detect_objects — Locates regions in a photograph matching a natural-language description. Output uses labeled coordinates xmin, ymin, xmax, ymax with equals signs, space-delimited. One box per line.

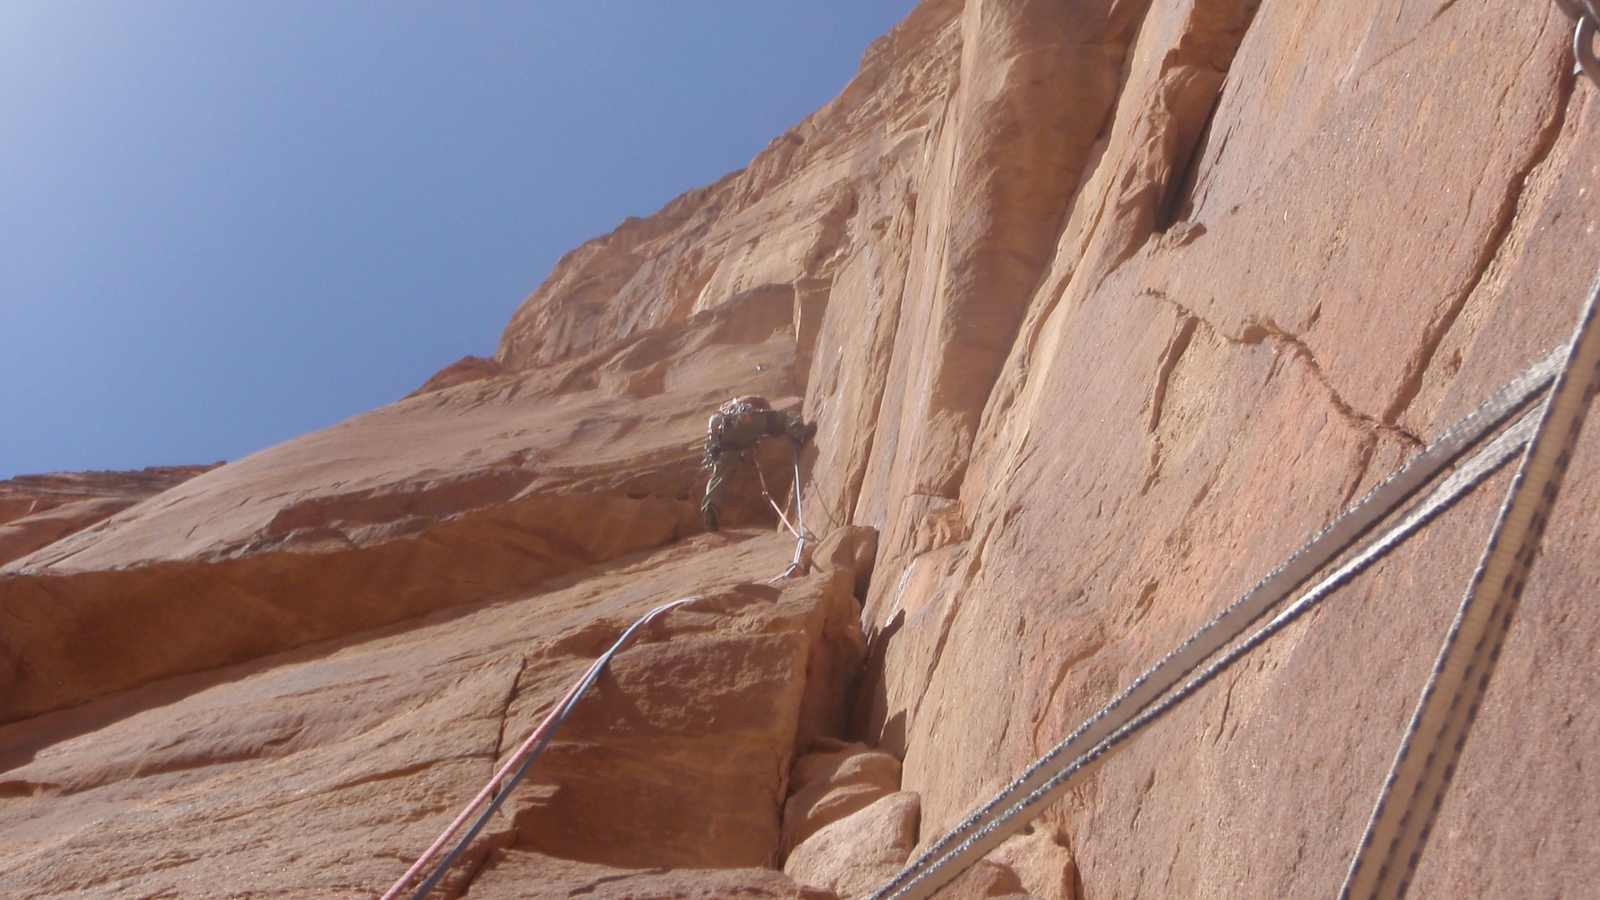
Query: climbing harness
xmin=381 ymin=596 xmax=698 ymax=900
xmin=870 ymin=12 xmax=1598 ymax=895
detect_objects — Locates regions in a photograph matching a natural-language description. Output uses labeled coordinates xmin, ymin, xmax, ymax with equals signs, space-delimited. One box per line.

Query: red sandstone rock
xmin=939 ymin=862 xmax=1032 ymax=900
xmin=466 ymin=853 xmax=838 ymax=899
xmin=987 ymin=827 xmax=1078 ymax=900
xmin=5 ymin=1 xmax=1599 ymax=897
xmin=0 ymin=296 xmax=805 ymax=723
xmin=784 ymin=790 xmax=920 ymax=899
xmin=846 ymin=2 xmax=1599 ymax=897
xmin=0 ymin=534 xmax=857 ymax=897
xmin=0 ymin=466 xmax=216 ymax=567
xmin=0 ymin=466 xmax=217 ymax=525
xmin=490 ymin=3 xmax=963 ymax=373
xmin=814 ymin=525 xmax=880 ymax=602
xmin=0 ymin=498 xmax=131 ymax=569
xmin=783 ymin=740 xmax=903 ymax=855
xmin=409 ymin=353 xmax=506 ymax=397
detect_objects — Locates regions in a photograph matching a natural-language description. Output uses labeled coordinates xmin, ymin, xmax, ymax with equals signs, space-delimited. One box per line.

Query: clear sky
xmin=0 ymin=2 xmax=916 ymax=479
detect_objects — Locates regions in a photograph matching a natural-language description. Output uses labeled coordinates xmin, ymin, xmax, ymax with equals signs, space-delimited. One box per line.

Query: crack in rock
xmin=1142 ymin=288 xmax=1424 ymax=449
xmin=1381 ymin=16 xmax=1573 ymax=428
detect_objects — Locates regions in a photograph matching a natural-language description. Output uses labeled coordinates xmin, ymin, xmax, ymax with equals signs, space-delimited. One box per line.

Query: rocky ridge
xmin=4 ymin=1 xmax=1600 ymax=898
xmin=0 ymin=466 xmax=218 ymax=568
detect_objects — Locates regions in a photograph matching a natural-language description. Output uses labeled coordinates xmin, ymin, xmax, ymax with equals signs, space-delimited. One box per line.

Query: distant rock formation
xmin=408 ymin=354 xmax=506 ymax=397
xmin=0 ymin=465 xmax=218 ymax=567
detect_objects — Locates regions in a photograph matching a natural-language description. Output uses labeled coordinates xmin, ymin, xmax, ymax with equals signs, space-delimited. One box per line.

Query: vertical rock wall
xmin=488 ymin=0 xmax=1600 ymax=894
xmin=848 ymin=1 xmax=1598 ymax=897
xmin=4 ymin=1 xmax=1597 ymax=897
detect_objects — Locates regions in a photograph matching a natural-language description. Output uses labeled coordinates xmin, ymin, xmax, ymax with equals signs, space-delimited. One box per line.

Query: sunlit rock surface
xmin=4 ymin=1 xmax=1599 ymax=897
xmin=0 ymin=466 xmax=216 ymax=567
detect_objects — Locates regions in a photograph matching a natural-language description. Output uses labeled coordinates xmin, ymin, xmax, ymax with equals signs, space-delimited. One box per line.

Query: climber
xmin=700 ymin=396 xmax=815 ymax=531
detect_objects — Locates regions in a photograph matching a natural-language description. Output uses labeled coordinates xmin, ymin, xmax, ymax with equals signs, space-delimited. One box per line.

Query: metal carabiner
xmin=1556 ymin=0 xmax=1600 ymax=81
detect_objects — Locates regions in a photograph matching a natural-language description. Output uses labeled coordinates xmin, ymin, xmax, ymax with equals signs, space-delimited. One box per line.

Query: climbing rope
xmin=864 ymin=339 xmax=1561 ymax=890
xmin=756 ymin=456 xmax=803 ymax=540
xmin=756 ymin=450 xmax=815 ymax=583
xmin=769 ymin=458 xmax=814 ymax=583
xmin=874 ymin=289 xmax=1597 ymax=899
xmin=866 ymin=343 xmax=1563 ymax=898
xmin=869 ymin=9 xmax=1598 ymax=896
xmin=1340 ymin=271 xmax=1600 ymax=899
xmin=381 ymin=596 xmax=698 ymax=900
xmin=1341 ymin=7 xmax=1600 ymax=895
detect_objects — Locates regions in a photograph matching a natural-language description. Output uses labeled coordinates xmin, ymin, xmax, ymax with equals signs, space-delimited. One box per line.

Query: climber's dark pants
xmin=701 ymin=455 xmax=735 ymax=530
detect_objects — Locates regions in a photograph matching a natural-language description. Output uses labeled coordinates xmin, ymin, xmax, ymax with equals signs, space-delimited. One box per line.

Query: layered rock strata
xmin=0 ymin=531 xmax=864 ymax=898
xmin=0 ymin=294 xmax=805 ymax=723
xmin=0 ymin=466 xmax=216 ymax=567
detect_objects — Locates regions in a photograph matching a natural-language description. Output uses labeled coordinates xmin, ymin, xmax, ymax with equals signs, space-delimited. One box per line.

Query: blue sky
xmin=0 ymin=2 xmax=916 ymax=478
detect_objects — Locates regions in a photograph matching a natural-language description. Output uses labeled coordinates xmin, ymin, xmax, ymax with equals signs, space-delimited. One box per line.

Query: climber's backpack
xmin=706 ymin=396 xmax=774 ymax=462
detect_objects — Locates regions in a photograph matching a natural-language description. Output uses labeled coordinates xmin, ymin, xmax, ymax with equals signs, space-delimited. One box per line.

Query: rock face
xmin=782 ymin=740 xmax=903 ymax=855
xmin=784 ymin=791 xmax=921 ymax=899
xmin=409 ymin=354 xmax=506 ymax=397
xmin=5 ymin=1 xmax=1600 ymax=898
xmin=0 ymin=466 xmax=216 ymax=567
xmin=0 ymin=295 xmax=804 ymax=722
xmin=0 ymin=534 xmax=861 ymax=898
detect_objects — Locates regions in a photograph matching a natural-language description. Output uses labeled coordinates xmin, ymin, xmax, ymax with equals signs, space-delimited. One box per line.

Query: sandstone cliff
xmin=0 ymin=466 xmax=218 ymax=568
xmin=4 ymin=1 xmax=1598 ymax=898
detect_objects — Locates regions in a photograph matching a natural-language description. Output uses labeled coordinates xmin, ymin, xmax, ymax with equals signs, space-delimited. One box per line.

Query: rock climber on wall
xmin=700 ymin=396 xmax=815 ymax=531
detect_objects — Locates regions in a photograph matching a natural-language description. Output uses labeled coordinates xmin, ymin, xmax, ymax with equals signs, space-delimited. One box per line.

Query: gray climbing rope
xmin=768 ymin=458 xmax=814 ymax=583
xmin=872 ymin=8 xmax=1599 ymax=892
xmin=756 ymin=456 xmax=803 ymax=540
xmin=868 ymin=345 xmax=1564 ymax=899
xmin=1340 ymin=271 xmax=1600 ymax=899
xmin=876 ymin=305 xmax=1598 ymax=899
xmin=1337 ymin=6 xmax=1600 ymax=895
xmin=877 ymin=400 xmax=1546 ymax=896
